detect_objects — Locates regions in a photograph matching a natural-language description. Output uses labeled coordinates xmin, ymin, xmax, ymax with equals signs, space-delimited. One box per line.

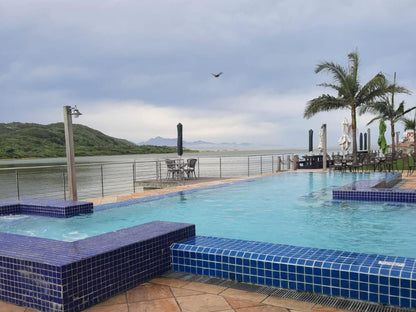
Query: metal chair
xmin=165 ymin=159 xmax=180 ymax=179
xmin=183 ymin=158 xmax=197 ymax=179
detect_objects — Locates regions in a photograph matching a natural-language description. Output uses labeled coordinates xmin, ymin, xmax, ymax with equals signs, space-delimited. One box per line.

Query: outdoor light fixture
xmin=70 ymin=105 xmax=82 ymax=118
xmin=63 ymin=105 xmax=82 ymax=201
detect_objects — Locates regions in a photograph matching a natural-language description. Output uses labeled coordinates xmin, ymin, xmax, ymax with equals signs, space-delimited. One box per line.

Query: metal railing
xmin=0 ymin=153 xmax=295 ymax=201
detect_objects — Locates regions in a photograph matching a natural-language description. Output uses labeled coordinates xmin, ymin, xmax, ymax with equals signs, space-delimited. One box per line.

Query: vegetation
xmin=359 ymin=73 xmax=412 ymax=155
xmin=304 ymin=51 xmax=395 ymax=163
xmin=0 ymin=122 xmax=192 ymax=159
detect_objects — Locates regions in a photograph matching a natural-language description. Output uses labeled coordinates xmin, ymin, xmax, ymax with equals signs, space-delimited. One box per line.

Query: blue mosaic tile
xmin=0 ymin=199 xmax=93 ymax=218
xmin=171 ymin=235 xmax=416 ymax=309
xmin=0 ymin=221 xmax=195 ymax=312
xmin=333 ymin=173 xmax=416 ymax=203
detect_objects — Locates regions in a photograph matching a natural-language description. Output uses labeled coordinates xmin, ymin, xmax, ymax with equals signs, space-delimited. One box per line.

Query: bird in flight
xmin=211 ymin=72 xmax=223 ymax=78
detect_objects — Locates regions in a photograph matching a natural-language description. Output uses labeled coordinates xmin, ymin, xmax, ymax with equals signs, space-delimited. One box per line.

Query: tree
xmin=359 ymin=73 xmax=411 ymax=155
xmin=304 ymin=51 xmax=392 ymax=163
xmin=401 ymin=113 xmax=416 ymax=155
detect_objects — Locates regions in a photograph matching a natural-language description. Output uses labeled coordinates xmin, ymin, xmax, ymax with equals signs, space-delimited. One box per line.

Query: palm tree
xmin=401 ymin=113 xmax=416 ymax=155
xmin=304 ymin=51 xmax=392 ymax=163
xmin=359 ymin=73 xmax=412 ymax=155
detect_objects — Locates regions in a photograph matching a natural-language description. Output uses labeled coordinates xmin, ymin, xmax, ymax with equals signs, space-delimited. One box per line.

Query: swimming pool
xmin=1 ymin=172 xmax=415 ymax=258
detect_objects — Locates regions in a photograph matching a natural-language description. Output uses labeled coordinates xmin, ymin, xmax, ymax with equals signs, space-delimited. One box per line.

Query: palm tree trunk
xmin=391 ymin=120 xmax=396 ymax=155
xmin=351 ymin=106 xmax=358 ymax=164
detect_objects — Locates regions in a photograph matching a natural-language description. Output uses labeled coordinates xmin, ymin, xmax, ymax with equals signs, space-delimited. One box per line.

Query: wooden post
xmin=63 ymin=106 xmax=78 ymax=201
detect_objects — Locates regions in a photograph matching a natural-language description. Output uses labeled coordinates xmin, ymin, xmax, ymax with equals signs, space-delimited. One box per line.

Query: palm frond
xmin=347 ymin=51 xmax=359 ymax=84
xmin=356 ymin=73 xmax=388 ymax=105
xmin=366 ymin=115 xmax=382 ymax=126
xmin=304 ymin=95 xmax=348 ymax=119
xmin=315 ymin=62 xmax=349 ymax=89
xmin=400 ymin=117 xmax=416 ymax=131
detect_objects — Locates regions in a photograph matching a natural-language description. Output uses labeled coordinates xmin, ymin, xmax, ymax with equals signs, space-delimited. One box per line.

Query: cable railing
xmin=0 ymin=153 xmax=295 ymax=201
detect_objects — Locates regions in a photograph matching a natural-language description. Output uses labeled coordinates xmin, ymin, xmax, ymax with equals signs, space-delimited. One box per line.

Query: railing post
xmin=294 ymin=155 xmax=299 ymax=170
xmin=15 ymin=169 xmax=20 ymax=200
xmin=260 ymin=156 xmax=263 ymax=175
xmin=63 ymin=169 xmax=67 ymax=200
xmin=272 ymin=156 xmax=275 ymax=173
xmin=133 ymin=161 xmax=136 ymax=193
xmin=197 ymin=157 xmax=200 ymax=178
xmin=287 ymin=155 xmax=291 ymax=170
xmin=101 ymin=164 xmax=104 ymax=197
xmin=219 ymin=157 xmax=222 ymax=178
xmin=277 ymin=156 xmax=281 ymax=172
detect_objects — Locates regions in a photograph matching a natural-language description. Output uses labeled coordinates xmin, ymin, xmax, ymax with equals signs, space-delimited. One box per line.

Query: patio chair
xmin=408 ymin=153 xmax=416 ymax=176
xmin=183 ymin=158 xmax=197 ymax=179
xmin=165 ymin=159 xmax=180 ymax=179
xmin=331 ymin=155 xmax=344 ymax=171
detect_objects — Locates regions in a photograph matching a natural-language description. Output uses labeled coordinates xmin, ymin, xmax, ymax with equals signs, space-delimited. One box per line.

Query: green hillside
xmin=0 ymin=122 xmax=186 ymax=159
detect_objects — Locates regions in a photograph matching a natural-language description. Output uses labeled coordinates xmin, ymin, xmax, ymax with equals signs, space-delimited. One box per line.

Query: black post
xmin=364 ymin=133 xmax=367 ymax=151
xmin=177 ymin=123 xmax=183 ymax=156
xmin=308 ymin=129 xmax=313 ymax=152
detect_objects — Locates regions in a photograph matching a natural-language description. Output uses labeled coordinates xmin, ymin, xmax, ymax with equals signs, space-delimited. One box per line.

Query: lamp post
xmin=63 ymin=105 xmax=82 ymax=201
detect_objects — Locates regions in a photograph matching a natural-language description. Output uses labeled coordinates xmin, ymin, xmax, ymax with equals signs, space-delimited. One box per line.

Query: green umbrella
xmin=378 ymin=119 xmax=388 ymax=154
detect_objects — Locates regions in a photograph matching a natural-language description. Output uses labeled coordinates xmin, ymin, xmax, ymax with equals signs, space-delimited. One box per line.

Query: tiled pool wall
xmin=333 ymin=172 xmax=416 ymax=202
xmin=171 ymin=236 xmax=416 ymax=308
xmin=0 ymin=199 xmax=93 ymax=217
xmin=0 ymin=221 xmax=195 ymax=312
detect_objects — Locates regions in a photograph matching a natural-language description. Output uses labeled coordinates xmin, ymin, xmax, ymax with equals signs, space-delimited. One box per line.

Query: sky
xmin=1 ymin=0 xmax=415 ymax=150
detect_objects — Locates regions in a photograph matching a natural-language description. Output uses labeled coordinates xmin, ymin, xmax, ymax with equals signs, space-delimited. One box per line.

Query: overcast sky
xmin=1 ymin=0 xmax=415 ymax=149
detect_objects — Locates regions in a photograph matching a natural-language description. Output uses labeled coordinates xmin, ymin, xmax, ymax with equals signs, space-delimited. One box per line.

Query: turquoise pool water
xmin=1 ymin=172 xmax=416 ymax=258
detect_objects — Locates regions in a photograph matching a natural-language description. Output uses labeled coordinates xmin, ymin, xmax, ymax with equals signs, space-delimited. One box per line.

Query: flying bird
xmin=211 ymin=72 xmax=223 ymax=78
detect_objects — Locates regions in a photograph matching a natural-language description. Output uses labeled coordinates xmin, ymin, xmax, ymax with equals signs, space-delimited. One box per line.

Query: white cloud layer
xmin=1 ymin=0 xmax=415 ymax=149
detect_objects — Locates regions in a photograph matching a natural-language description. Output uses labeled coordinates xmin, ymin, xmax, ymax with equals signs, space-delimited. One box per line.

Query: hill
xmin=0 ymin=122 xmax=186 ymax=159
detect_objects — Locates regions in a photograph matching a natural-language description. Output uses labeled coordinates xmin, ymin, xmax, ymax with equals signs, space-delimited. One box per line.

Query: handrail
xmin=0 ymin=153 xmax=295 ymax=201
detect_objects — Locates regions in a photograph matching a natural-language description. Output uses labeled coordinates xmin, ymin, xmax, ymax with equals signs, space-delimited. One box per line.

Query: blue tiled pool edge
xmin=0 ymin=199 xmax=93 ymax=217
xmin=0 ymin=221 xmax=195 ymax=312
xmin=171 ymin=236 xmax=416 ymax=308
xmin=333 ymin=172 xmax=416 ymax=202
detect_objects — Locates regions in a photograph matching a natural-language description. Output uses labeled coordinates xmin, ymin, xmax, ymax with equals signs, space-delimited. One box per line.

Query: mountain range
xmin=139 ymin=136 xmax=271 ymax=151
xmin=0 ymin=123 xmax=181 ymax=159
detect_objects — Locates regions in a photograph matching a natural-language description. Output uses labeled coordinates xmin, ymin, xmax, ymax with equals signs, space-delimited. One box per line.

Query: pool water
xmin=1 ymin=172 xmax=416 ymax=258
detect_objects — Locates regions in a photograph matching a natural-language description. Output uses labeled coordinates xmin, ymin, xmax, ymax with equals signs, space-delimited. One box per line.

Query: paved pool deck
xmin=2 ymin=170 xmax=416 ymax=312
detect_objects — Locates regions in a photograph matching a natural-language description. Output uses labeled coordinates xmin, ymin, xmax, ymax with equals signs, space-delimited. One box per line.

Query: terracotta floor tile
xmin=127 ymin=283 xmax=173 ymax=302
xmin=220 ymin=288 xmax=268 ymax=303
xmin=82 ymin=303 xmax=129 ymax=312
xmin=176 ymin=293 xmax=232 ymax=312
xmin=0 ymin=301 xmax=26 ymax=312
xmin=93 ymin=293 xmax=126 ymax=306
xmin=171 ymin=287 xmax=205 ymax=297
xmin=182 ymin=281 xmax=227 ymax=294
xmin=128 ymin=298 xmax=181 ymax=312
xmin=263 ymin=297 xmax=314 ymax=311
xmin=150 ymin=277 xmax=190 ymax=288
xmin=224 ymin=296 xmax=265 ymax=309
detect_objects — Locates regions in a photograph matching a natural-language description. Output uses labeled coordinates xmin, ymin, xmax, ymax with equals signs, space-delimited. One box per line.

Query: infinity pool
xmin=1 ymin=172 xmax=416 ymax=258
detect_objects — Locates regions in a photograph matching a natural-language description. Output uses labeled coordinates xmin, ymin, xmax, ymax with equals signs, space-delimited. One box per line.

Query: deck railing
xmin=0 ymin=153 xmax=295 ymax=201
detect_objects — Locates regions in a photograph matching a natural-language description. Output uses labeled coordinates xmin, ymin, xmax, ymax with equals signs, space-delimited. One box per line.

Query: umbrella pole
xmin=322 ymin=124 xmax=327 ymax=170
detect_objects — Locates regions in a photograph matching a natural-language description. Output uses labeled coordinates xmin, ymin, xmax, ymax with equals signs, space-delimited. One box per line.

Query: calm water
xmin=1 ymin=172 xmax=416 ymax=258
